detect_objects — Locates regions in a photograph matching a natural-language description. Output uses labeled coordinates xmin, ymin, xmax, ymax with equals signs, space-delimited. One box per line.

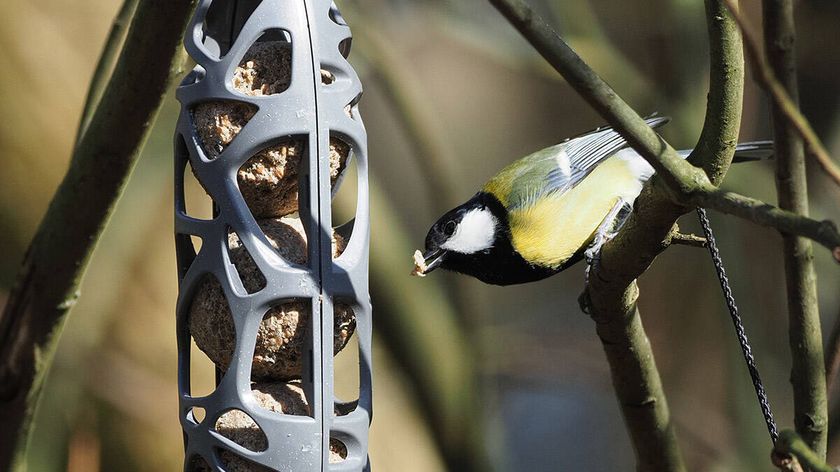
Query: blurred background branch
xmin=334 ymin=181 xmax=492 ymax=472
xmin=0 ymin=1 xmax=195 ymax=469
xmin=350 ymin=20 xmax=459 ymax=212
xmin=336 ymin=6 xmax=491 ymax=470
xmin=73 ymin=0 xmax=139 ymax=147
xmin=761 ymin=0 xmax=827 ymax=458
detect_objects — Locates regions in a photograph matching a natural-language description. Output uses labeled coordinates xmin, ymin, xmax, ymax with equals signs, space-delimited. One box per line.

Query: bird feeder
xmin=173 ymin=0 xmax=371 ymax=470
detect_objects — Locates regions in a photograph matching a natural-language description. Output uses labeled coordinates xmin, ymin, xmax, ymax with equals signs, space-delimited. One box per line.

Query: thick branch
xmin=724 ymin=0 xmax=840 ymax=187
xmin=762 ymin=0 xmax=827 ymax=457
xmin=0 ymin=1 xmax=196 ymax=469
xmin=579 ymin=282 xmax=686 ymax=471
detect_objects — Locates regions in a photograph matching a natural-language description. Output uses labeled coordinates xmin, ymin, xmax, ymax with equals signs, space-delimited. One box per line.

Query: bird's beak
xmin=422 ymin=248 xmax=447 ymax=273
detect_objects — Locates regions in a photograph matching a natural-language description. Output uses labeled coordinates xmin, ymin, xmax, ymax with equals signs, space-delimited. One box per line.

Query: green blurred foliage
xmin=1 ymin=0 xmax=840 ymax=470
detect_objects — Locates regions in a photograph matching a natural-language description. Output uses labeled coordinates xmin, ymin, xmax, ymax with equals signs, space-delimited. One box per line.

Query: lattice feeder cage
xmin=173 ymin=0 xmax=371 ymax=470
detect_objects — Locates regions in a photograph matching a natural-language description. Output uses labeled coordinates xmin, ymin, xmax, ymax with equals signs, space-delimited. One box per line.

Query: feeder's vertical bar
xmin=305 ymin=2 xmax=328 ymax=463
xmin=301 ymin=1 xmax=330 ymax=468
xmin=311 ymin=2 xmax=373 ymax=470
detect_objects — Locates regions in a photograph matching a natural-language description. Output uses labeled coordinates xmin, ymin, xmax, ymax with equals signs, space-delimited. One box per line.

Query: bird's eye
xmin=443 ymin=221 xmax=457 ymax=237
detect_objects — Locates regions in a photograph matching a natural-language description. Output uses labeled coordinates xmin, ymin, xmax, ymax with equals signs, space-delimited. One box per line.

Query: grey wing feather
xmin=732 ymin=141 xmax=774 ymax=161
xmin=544 ymin=116 xmax=670 ymax=194
xmin=676 ymin=140 xmax=774 ymax=162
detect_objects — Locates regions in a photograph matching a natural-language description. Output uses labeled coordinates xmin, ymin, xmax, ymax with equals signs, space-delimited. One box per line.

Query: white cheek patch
xmin=441 ymin=208 xmax=498 ymax=254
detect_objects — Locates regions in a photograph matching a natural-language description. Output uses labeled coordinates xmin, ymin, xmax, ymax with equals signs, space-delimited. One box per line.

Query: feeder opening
xmin=214 ymin=408 xmax=269 ymax=452
xmin=189 ymin=326 xmax=218 ymax=398
xmin=191 ymin=100 xmax=257 ymax=161
xmin=188 ymin=406 xmax=206 ymax=424
xmin=226 ymin=228 xmax=267 ymax=294
xmin=329 ymin=437 xmax=348 ymax=463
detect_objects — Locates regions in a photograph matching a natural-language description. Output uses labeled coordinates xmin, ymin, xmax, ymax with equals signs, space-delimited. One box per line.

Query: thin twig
xmin=722 ymin=0 xmax=840 ymax=187
xmin=761 ymin=0 xmax=827 ymax=458
xmin=0 ymin=2 xmax=196 ymax=469
xmin=670 ymin=231 xmax=707 ymax=248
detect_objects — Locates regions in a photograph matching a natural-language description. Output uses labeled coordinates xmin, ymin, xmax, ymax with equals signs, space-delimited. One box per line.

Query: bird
xmin=414 ymin=116 xmax=773 ymax=286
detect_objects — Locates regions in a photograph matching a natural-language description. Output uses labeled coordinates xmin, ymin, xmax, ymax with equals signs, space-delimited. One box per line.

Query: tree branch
xmin=762 ymin=0 xmax=827 ymax=457
xmin=723 ymin=0 xmax=840 ymax=187
xmin=697 ymin=187 xmax=840 ymax=261
xmin=669 ymin=231 xmax=707 ymax=248
xmin=774 ymin=430 xmax=837 ymax=472
xmin=0 ymin=1 xmax=196 ymax=469
xmin=580 ymin=284 xmax=687 ymax=471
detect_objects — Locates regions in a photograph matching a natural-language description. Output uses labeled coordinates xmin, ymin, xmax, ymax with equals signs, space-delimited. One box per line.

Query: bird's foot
xmin=584 ymin=240 xmax=603 ymax=267
xmin=584 ymin=233 xmax=612 ymax=286
xmin=584 ymin=198 xmax=630 ymax=287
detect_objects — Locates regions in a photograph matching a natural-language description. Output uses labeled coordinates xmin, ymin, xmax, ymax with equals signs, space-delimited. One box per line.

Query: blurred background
xmin=2 ymin=0 xmax=840 ymax=470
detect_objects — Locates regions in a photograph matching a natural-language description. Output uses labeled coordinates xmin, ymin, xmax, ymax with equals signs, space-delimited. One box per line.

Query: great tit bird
xmin=415 ymin=117 xmax=773 ymax=286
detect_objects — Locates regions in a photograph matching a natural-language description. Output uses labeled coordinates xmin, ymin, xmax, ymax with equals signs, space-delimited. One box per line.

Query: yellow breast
xmin=509 ymin=157 xmax=643 ymax=268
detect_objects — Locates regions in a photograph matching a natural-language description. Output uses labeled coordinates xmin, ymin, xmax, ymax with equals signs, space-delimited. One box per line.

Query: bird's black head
xmin=421 ymin=193 xmax=555 ymax=285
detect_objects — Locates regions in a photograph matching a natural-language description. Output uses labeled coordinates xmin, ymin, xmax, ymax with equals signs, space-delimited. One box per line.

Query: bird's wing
xmin=489 ymin=116 xmax=669 ymax=210
xmin=545 ymin=116 xmax=670 ymax=195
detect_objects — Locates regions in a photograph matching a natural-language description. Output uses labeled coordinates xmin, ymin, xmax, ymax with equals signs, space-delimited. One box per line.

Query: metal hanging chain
xmin=696 ymin=207 xmax=779 ymax=443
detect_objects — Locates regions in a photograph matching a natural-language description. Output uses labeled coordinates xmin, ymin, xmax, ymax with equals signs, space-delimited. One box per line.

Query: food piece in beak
xmin=410 ymin=248 xmax=447 ymax=277
xmin=410 ymin=249 xmax=427 ymax=277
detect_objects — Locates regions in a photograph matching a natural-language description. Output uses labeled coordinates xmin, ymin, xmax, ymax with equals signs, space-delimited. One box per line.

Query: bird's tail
xmin=677 ymin=141 xmax=774 ymax=162
xmin=732 ymin=141 xmax=774 ymax=162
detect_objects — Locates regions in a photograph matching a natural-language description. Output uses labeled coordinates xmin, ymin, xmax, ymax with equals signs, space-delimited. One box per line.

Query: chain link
xmin=696 ymin=207 xmax=779 ymax=443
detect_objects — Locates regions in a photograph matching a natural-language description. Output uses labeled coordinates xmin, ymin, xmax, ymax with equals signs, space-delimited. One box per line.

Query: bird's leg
xmin=585 ymin=198 xmax=633 ymax=284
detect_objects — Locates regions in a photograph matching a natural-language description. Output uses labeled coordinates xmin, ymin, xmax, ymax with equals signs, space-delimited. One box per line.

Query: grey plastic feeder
xmin=173 ymin=0 xmax=371 ymax=470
